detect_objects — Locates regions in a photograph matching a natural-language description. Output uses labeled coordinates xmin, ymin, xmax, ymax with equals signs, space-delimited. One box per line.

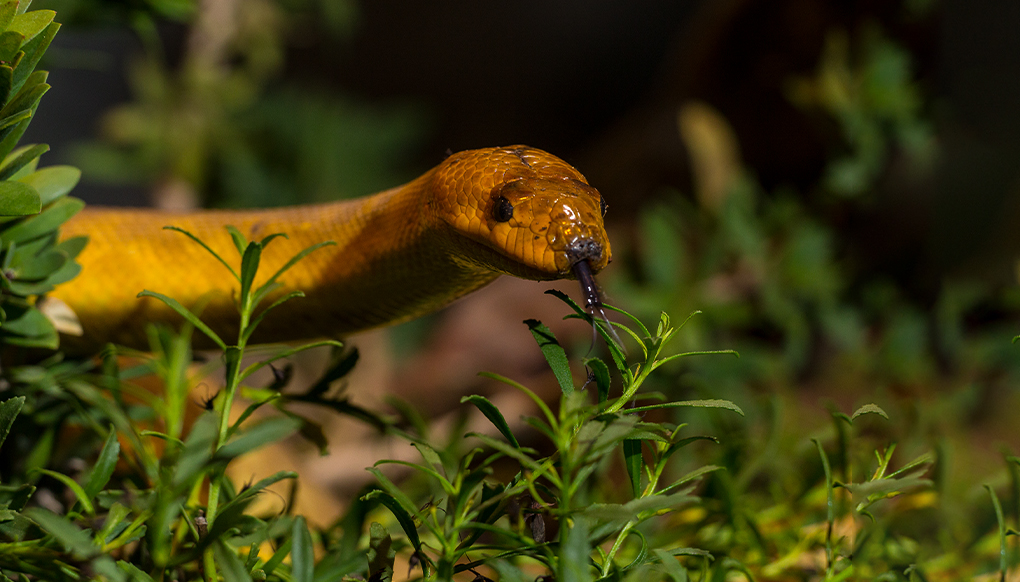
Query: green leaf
xmin=33 ymin=468 xmax=94 ymax=514
xmin=136 ymin=290 xmax=226 ymax=349
xmin=362 ymin=491 xmax=425 ymax=577
xmin=0 ymin=109 xmax=29 ymax=135
xmin=0 ymin=396 xmax=24 ymax=451
xmin=525 ymin=319 xmax=573 ymax=395
xmin=24 ymin=507 xmax=96 ymax=558
xmin=9 ymin=20 xmax=56 ymax=97
xmin=241 ymin=291 xmax=304 ymax=343
xmin=18 ymin=165 xmax=80 ymax=205
xmin=13 ymin=248 xmax=65 ymax=279
xmin=0 ymin=141 xmax=45 ymax=180
xmin=2 ymin=305 xmax=56 ymax=341
xmin=239 ymin=240 xmax=262 ymax=305
xmin=214 ymin=540 xmax=254 ymax=582
xmin=461 ymin=394 xmax=520 ymax=448
xmin=0 ymin=2 xmax=17 ymax=32
xmin=116 ymin=562 xmax=155 ymax=582
xmin=7 ymin=10 xmax=53 ymax=41
xmin=225 ymin=225 xmax=247 ymax=255
xmin=0 ymin=31 xmax=21 ymax=67
xmin=257 ymin=240 xmax=335 ymax=298
xmin=625 ymin=399 xmax=744 ymax=416
xmin=850 ymin=403 xmax=889 ymax=422
xmin=366 ymin=522 xmax=395 ymax=582
xmin=163 ymin=225 xmax=238 ymax=280
xmin=216 ymin=416 xmax=300 ymax=460
xmin=291 ymin=516 xmax=314 ymax=582
xmin=1 ymin=195 xmax=82 ymax=245
xmin=0 ymin=65 xmax=11 ymax=106
xmin=585 ymin=357 xmax=611 ymax=404
xmin=623 ymin=439 xmax=643 ymax=498
xmin=652 ymin=549 xmax=690 ymax=582
xmin=83 ymin=429 xmax=120 ymax=501
xmin=560 ymin=515 xmax=592 ymax=582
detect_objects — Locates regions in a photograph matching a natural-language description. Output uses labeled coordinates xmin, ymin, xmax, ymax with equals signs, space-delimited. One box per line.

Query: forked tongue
xmin=572 ymin=260 xmax=626 ymax=354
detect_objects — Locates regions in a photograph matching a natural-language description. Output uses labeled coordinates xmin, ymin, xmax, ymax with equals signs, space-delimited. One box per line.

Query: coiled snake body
xmin=52 ymin=146 xmax=612 ymax=350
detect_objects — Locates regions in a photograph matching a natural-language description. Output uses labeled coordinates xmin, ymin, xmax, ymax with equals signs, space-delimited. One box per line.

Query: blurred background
xmin=23 ymin=0 xmax=1020 ymax=574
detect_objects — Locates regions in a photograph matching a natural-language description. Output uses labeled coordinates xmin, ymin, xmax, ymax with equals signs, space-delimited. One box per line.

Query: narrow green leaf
xmin=625 ymin=399 xmax=744 ymax=416
xmin=461 ymin=394 xmax=520 ymax=448
xmin=225 ymin=225 xmax=247 ymax=255
xmin=362 ymin=491 xmax=425 ymax=577
xmin=560 ymin=515 xmax=592 ymax=582
xmin=0 ymin=396 xmax=24 ymax=451
xmin=0 ymin=141 xmax=46 ymax=180
xmin=17 ymin=165 xmax=80 ymax=205
xmin=623 ymin=439 xmax=643 ymax=498
xmin=0 ymin=195 xmax=82 ymax=244
xmin=83 ymin=429 xmax=120 ymax=501
xmin=0 ymin=75 xmax=44 ymax=119
xmin=241 ymin=290 xmax=304 ymax=343
xmin=261 ymin=538 xmax=290 ymax=578
xmin=23 ymin=507 xmax=95 ymax=558
xmin=291 ymin=516 xmax=314 ymax=582
xmin=9 ymin=20 xmax=57 ymax=97
xmin=214 ymin=539 xmax=254 ymax=582
xmin=238 ymin=241 xmax=262 ymax=306
xmin=215 ymin=417 xmax=300 ymax=460
xmin=163 ymin=225 xmax=238 ymax=281
xmin=850 ymin=403 xmax=889 ymax=422
xmin=525 ymin=319 xmax=573 ymax=395
xmin=32 ymin=468 xmax=94 ymax=514
xmin=0 ymin=64 xmax=10 ymax=105
xmin=652 ymin=548 xmax=690 ymax=582
xmin=238 ymin=339 xmax=343 ymax=383
xmin=258 ymin=240 xmax=335 ymax=295
xmin=116 ymin=562 xmax=155 ymax=582
xmin=136 ymin=290 xmax=226 ymax=350
xmin=584 ymin=357 xmax=611 ymax=404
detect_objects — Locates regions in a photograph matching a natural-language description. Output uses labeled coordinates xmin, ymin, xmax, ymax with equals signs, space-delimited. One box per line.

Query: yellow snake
xmin=51 ymin=146 xmax=611 ymax=351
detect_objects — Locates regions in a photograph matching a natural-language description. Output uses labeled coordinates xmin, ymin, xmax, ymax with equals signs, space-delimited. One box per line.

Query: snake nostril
xmin=567 ymin=239 xmax=602 ymax=264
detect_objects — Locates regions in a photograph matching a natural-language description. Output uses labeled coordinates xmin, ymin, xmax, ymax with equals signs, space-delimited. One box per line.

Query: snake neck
xmin=55 ymin=175 xmax=503 ymax=350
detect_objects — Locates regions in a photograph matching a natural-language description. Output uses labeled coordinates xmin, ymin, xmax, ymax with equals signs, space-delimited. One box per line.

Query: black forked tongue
xmin=572 ymin=260 xmax=625 ymax=355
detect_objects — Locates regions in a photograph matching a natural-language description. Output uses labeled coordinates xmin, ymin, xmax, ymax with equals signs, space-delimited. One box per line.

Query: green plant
xmin=363 ymin=293 xmax=744 ymax=580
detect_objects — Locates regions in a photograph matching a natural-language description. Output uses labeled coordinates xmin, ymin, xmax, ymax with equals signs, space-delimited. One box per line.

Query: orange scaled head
xmin=430 ymin=145 xmax=611 ymax=280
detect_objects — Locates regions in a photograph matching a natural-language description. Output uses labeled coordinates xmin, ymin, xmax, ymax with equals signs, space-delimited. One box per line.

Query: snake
xmin=50 ymin=146 xmax=612 ymax=351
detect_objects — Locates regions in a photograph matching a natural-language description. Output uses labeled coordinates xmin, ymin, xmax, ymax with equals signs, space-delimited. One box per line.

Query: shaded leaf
xmin=461 ymin=394 xmax=520 ymax=448
xmin=0 ymin=396 xmax=23 ymax=451
xmin=137 ymin=290 xmax=226 ymax=350
xmin=623 ymin=439 xmax=643 ymax=498
xmin=525 ymin=319 xmax=573 ymax=395
xmin=626 ymin=399 xmax=744 ymax=416
xmin=0 ymin=172 xmax=36 ymax=215
xmin=291 ymin=516 xmax=314 ymax=582
xmin=24 ymin=507 xmax=96 ymax=558
xmin=83 ymin=428 xmax=120 ymax=500
xmin=585 ymin=357 xmax=611 ymax=404
xmin=0 ymin=195 xmax=82 ymax=245
xmin=0 ymin=141 xmax=46 ymax=180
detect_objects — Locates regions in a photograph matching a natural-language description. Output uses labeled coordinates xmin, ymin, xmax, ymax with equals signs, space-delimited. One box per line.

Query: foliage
xmin=0 ymin=2 xmax=1016 ymax=582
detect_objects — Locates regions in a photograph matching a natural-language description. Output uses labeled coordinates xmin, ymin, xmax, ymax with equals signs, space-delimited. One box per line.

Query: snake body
xmin=51 ymin=146 xmax=611 ymax=350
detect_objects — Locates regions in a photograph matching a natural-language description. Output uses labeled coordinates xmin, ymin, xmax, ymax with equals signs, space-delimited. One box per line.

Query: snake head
xmin=435 ymin=146 xmax=611 ymax=281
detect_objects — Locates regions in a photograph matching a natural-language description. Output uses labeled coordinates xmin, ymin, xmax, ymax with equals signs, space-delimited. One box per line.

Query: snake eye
xmin=599 ymin=195 xmax=608 ymax=217
xmin=493 ymin=196 xmax=514 ymax=222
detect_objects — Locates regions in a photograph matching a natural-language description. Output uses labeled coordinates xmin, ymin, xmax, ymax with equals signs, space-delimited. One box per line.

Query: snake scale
xmin=51 ymin=146 xmax=612 ymax=351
